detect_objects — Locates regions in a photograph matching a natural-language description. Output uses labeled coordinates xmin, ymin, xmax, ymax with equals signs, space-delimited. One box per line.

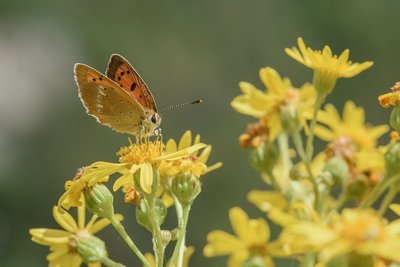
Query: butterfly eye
xmin=151 ymin=114 xmax=157 ymax=124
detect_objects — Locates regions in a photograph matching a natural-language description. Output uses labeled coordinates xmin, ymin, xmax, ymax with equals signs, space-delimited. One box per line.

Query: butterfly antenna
xmin=160 ymin=99 xmax=203 ymax=114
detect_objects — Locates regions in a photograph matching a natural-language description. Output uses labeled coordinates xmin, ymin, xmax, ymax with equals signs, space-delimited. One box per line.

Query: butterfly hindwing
xmin=74 ymin=63 xmax=144 ymax=134
xmin=106 ymin=54 xmax=158 ymax=112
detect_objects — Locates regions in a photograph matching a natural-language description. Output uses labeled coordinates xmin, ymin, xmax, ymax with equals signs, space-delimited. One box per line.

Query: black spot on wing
xmin=130 ymin=82 xmax=137 ymax=91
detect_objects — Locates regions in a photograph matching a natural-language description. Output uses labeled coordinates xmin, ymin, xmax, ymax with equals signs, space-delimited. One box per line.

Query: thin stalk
xmin=305 ymin=94 xmax=324 ymax=162
xmin=378 ymin=183 xmax=400 ymax=215
xmin=359 ymin=174 xmax=400 ymax=208
xmin=169 ymin=201 xmax=191 ymax=267
xmin=149 ymin=172 xmax=166 ymax=267
xmin=277 ymin=133 xmax=292 ymax=176
xmin=110 ymin=216 xmax=150 ymax=267
xmin=101 ymin=256 xmax=126 ymax=267
xmin=292 ymin=131 xmax=320 ymax=210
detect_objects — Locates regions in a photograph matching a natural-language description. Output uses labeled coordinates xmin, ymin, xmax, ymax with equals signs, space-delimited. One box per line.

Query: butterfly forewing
xmin=74 ymin=63 xmax=144 ymax=134
xmin=106 ymin=54 xmax=157 ymax=112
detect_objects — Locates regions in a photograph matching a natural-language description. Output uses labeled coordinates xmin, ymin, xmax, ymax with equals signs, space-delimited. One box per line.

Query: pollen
xmin=117 ymin=141 xmax=164 ymax=164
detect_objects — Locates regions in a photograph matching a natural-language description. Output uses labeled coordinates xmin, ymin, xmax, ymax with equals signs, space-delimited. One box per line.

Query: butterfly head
xmin=143 ymin=111 xmax=162 ymax=136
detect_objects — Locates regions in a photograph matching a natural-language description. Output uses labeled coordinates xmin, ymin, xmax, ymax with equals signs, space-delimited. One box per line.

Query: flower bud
xmin=76 ymin=234 xmax=108 ymax=264
xmin=385 ymin=142 xmax=400 ymax=178
xmin=390 ymin=105 xmax=400 ymax=133
xmin=160 ymin=230 xmax=172 ymax=247
xmin=136 ymin=198 xmax=167 ymax=232
xmin=250 ymin=141 xmax=278 ymax=174
xmin=280 ymin=104 xmax=301 ymax=133
xmin=313 ymin=71 xmax=337 ymax=96
xmin=171 ymin=173 xmax=201 ymax=207
xmin=346 ymin=175 xmax=369 ymax=200
xmin=323 ymin=156 xmax=349 ymax=185
xmin=83 ymin=184 xmax=114 ymax=219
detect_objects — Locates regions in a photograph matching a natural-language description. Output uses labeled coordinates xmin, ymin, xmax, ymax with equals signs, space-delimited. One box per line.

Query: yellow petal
xmin=52 ymin=206 xmax=78 ymax=233
xmin=178 ymin=131 xmax=192 ymax=150
xmin=88 ymin=214 xmax=123 ymax=234
xmin=198 ymin=145 xmax=212 ymax=163
xmin=156 ymin=143 xmax=207 ymax=161
xmin=166 ymin=139 xmax=177 ymax=153
xmin=227 ymin=250 xmax=249 ymax=267
xmin=29 ymin=228 xmax=70 ymax=245
xmin=204 ymin=230 xmax=243 ymax=256
xmin=140 ymin=162 xmax=153 ymax=194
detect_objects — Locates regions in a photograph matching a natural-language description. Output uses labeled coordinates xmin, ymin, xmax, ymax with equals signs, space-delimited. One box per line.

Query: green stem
xmin=169 ymin=202 xmax=191 ymax=267
xmin=149 ymin=172 xmax=165 ymax=267
xmin=110 ymin=216 xmax=151 ymax=267
xmin=359 ymin=174 xmax=400 ymax=208
xmin=305 ymin=93 xmax=324 ymax=162
xmin=101 ymin=256 xmax=126 ymax=267
xmin=378 ymin=182 xmax=400 ymax=215
xmin=292 ymin=131 xmax=320 ymax=211
xmin=277 ymin=133 xmax=292 ymax=176
xmin=267 ymin=169 xmax=281 ymax=192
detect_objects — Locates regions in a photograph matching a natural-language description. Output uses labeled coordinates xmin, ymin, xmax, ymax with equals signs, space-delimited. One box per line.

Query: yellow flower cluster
xmin=204 ymin=37 xmax=400 ymax=267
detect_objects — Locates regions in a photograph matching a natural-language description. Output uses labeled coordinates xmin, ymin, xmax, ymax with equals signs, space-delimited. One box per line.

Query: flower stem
xmin=359 ymin=174 xmax=400 ymax=208
xmin=109 ymin=216 xmax=151 ymax=267
xmin=278 ymin=133 xmax=292 ymax=177
xmin=149 ymin=172 xmax=166 ymax=267
xmin=169 ymin=202 xmax=191 ymax=267
xmin=305 ymin=94 xmax=324 ymax=162
xmin=378 ymin=182 xmax=400 ymax=215
xmin=292 ymin=131 xmax=320 ymax=211
xmin=101 ymin=256 xmax=126 ymax=267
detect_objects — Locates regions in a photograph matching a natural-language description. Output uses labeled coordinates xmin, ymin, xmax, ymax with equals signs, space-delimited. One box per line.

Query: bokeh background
xmin=1 ymin=1 xmax=399 ymax=266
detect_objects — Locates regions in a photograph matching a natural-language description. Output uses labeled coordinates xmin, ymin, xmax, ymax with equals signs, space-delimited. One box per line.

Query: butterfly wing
xmin=106 ymin=54 xmax=158 ymax=112
xmin=74 ymin=63 xmax=145 ymax=134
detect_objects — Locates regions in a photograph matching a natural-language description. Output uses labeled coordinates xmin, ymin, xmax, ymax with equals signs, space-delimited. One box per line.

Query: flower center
xmin=118 ymin=141 xmax=164 ymax=164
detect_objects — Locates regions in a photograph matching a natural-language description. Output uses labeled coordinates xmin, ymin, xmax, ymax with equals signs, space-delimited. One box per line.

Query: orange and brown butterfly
xmin=74 ymin=54 xmax=161 ymax=137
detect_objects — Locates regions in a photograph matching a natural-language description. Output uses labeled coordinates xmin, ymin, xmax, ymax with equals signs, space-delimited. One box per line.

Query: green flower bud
xmin=390 ymin=105 xmax=400 ymax=133
xmin=346 ymin=174 xmax=369 ymax=200
xmin=323 ymin=156 xmax=349 ymax=185
xmin=385 ymin=142 xmax=400 ymax=178
xmin=84 ymin=184 xmax=114 ymax=219
xmin=76 ymin=234 xmax=107 ymax=264
xmin=250 ymin=141 xmax=278 ymax=174
xmin=313 ymin=71 xmax=337 ymax=96
xmin=170 ymin=173 xmax=201 ymax=207
xmin=136 ymin=198 xmax=167 ymax=232
xmin=160 ymin=230 xmax=172 ymax=247
xmin=280 ymin=104 xmax=301 ymax=133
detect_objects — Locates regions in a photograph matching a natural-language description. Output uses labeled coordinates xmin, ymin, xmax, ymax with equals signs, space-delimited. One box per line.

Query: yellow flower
xmin=204 ymin=207 xmax=276 ymax=267
xmin=278 ymin=208 xmax=400 ymax=264
xmin=231 ymin=67 xmax=316 ymax=140
xmin=159 ymin=130 xmax=222 ymax=178
xmin=315 ymin=101 xmax=389 ymax=149
xmin=30 ymin=200 xmax=122 ymax=267
xmin=59 ymin=140 xmax=207 ymax=211
xmin=378 ymin=81 xmax=400 ymax=108
xmin=285 ymin=37 xmax=373 ymax=95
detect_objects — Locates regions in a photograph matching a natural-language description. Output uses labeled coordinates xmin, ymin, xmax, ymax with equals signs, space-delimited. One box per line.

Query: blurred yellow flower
xmin=378 ymin=81 xmax=400 ymax=108
xmin=204 ymin=207 xmax=276 ymax=267
xmin=315 ymin=101 xmax=389 ymax=149
xmin=231 ymin=67 xmax=316 ymax=140
xmin=278 ymin=208 xmax=400 ymax=264
xmin=285 ymin=37 xmax=373 ymax=95
xmin=30 ymin=200 xmax=122 ymax=267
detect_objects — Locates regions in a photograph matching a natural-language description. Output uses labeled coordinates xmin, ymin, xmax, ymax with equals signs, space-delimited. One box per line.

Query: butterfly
xmin=74 ymin=54 xmax=161 ymax=137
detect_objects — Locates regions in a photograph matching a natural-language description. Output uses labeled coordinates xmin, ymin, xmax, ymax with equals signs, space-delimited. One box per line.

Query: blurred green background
xmin=1 ymin=1 xmax=398 ymax=266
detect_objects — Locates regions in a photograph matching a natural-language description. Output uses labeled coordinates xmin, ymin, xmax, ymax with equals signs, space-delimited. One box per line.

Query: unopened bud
xmin=385 ymin=142 xmax=400 ymax=178
xmin=171 ymin=173 xmax=201 ymax=207
xmin=323 ymin=156 xmax=349 ymax=185
xmin=136 ymin=198 xmax=167 ymax=232
xmin=84 ymin=184 xmax=114 ymax=219
xmin=250 ymin=141 xmax=278 ymax=174
xmin=280 ymin=104 xmax=301 ymax=133
xmin=77 ymin=235 xmax=107 ymax=264
xmin=390 ymin=105 xmax=400 ymax=133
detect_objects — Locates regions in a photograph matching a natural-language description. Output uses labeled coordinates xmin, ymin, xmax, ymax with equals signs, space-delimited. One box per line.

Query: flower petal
xmin=178 ymin=131 xmax=192 ymax=150
xmin=140 ymin=162 xmax=153 ymax=193
xmin=52 ymin=206 xmax=78 ymax=233
xmin=204 ymin=230 xmax=243 ymax=256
